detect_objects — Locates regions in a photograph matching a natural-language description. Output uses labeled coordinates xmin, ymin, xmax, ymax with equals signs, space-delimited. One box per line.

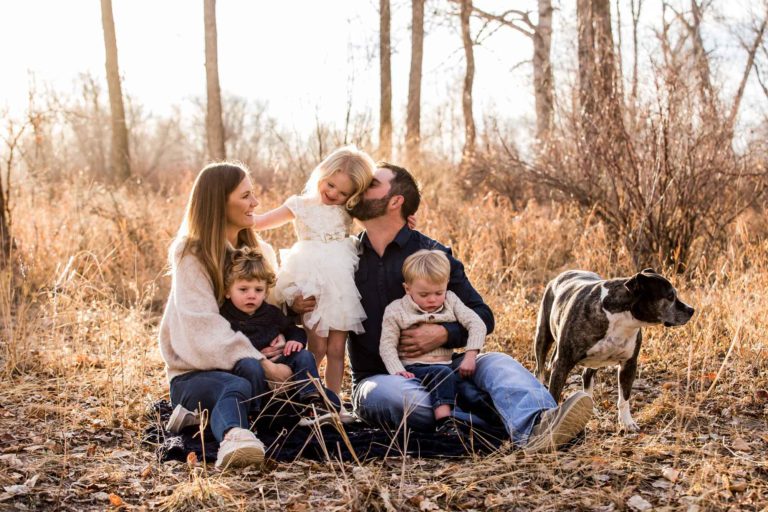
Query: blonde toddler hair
xmin=303 ymin=145 xmax=375 ymax=210
xmin=224 ymin=247 xmax=277 ymax=291
xmin=402 ymin=249 xmax=451 ymax=285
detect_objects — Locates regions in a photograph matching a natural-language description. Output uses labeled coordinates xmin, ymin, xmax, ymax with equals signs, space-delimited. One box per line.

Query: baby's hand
xmin=459 ymin=351 xmax=477 ymax=378
xmin=283 ymin=340 xmax=303 ymax=356
xmin=397 ymin=371 xmax=415 ymax=379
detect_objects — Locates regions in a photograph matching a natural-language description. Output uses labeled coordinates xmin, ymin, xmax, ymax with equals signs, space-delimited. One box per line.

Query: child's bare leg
xmin=324 ymin=330 xmax=347 ymax=395
xmin=306 ymin=322 xmax=328 ymax=370
xmin=434 ymin=404 xmax=451 ymax=420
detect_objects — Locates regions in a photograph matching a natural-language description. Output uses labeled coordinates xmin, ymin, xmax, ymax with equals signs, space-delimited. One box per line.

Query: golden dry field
xmin=1 ymin=172 xmax=767 ymax=511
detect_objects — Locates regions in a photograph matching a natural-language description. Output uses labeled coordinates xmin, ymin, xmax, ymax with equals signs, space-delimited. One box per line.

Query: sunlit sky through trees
xmin=1 ymin=1 xmax=763 ymax=151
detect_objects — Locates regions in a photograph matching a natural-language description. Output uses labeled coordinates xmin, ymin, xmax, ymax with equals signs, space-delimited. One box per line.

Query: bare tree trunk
xmin=406 ymin=0 xmax=425 ymax=165
xmin=460 ymin=0 xmax=476 ymax=164
xmin=727 ymin=12 xmax=767 ymax=128
xmin=0 ymin=176 xmax=9 ymax=264
xmin=630 ymin=0 xmax=643 ymax=104
xmin=577 ymin=0 xmax=597 ymax=125
xmin=614 ymin=0 xmax=625 ymax=103
xmin=690 ymin=0 xmax=718 ymax=119
xmin=204 ymin=0 xmax=226 ymax=160
xmin=100 ymin=0 xmax=130 ymax=181
xmin=379 ymin=0 xmax=393 ymax=160
xmin=533 ymin=0 xmax=554 ymax=143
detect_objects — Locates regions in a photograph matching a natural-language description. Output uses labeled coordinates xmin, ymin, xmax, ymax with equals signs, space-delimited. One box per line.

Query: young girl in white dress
xmin=251 ymin=146 xmax=375 ymax=397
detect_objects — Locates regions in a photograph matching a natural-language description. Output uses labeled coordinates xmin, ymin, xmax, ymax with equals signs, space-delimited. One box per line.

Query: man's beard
xmin=350 ymin=195 xmax=390 ymax=221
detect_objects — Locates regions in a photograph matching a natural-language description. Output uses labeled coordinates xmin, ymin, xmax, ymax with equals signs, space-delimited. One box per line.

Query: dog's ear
xmin=625 ymin=272 xmax=651 ymax=294
xmin=625 ymin=275 xmax=640 ymax=295
xmin=641 ymin=267 xmax=656 ymax=275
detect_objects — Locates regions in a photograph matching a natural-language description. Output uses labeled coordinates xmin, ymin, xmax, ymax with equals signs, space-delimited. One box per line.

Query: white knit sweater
xmin=158 ymin=237 xmax=278 ymax=382
xmin=379 ymin=291 xmax=487 ymax=375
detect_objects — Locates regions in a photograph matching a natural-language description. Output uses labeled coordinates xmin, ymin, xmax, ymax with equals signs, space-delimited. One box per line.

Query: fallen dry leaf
xmin=662 ymin=467 xmax=680 ymax=483
xmin=186 ymin=451 xmax=198 ymax=468
xmin=627 ymin=494 xmax=653 ymax=511
xmin=139 ymin=465 xmax=152 ymax=479
xmin=731 ymin=438 xmax=751 ymax=452
xmin=729 ymin=480 xmax=747 ymax=493
xmin=108 ymin=493 xmax=123 ymax=507
xmin=662 ymin=381 xmax=679 ymax=390
xmin=755 ymin=389 xmax=768 ymax=402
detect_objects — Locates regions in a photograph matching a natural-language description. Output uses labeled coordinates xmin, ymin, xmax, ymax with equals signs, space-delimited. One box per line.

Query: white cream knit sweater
xmin=158 ymin=237 xmax=278 ymax=382
xmin=379 ymin=291 xmax=487 ymax=375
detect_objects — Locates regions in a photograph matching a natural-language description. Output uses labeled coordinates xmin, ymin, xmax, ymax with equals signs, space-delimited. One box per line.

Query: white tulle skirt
xmin=273 ymin=238 xmax=366 ymax=336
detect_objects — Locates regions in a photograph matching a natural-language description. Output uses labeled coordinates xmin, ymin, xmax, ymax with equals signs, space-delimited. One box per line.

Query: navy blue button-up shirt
xmin=348 ymin=225 xmax=495 ymax=384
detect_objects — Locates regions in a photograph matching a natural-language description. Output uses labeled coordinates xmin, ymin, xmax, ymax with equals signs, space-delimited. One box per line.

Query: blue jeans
xmin=405 ymin=363 xmax=456 ymax=410
xmin=170 ymin=357 xmax=268 ymax=442
xmin=352 ymin=352 xmax=557 ymax=445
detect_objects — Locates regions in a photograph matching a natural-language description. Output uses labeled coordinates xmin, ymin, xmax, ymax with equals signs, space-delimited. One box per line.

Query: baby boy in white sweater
xmin=378 ymin=249 xmax=487 ymax=432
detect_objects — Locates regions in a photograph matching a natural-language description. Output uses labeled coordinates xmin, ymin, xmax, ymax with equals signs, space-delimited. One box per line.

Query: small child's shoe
xmin=434 ymin=417 xmax=461 ymax=437
xmin=166 ymin=404 xmax=200 ymax=434
xmin=338 ymin=404 xmax=357 ymax=425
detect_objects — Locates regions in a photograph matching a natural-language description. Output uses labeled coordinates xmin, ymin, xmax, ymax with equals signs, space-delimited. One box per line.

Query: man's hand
xmin=260 ymin=334 xmax=286 ymax=361
xmin=397 ymin=370 xmax=415 ymax=379
xmin=458 ymin=350 xmax=478 ymax=378
xmin=283 ymin=340 xmax=303 ymax=356
xmin=291 ymin=294 xmax=317 ymax=315
xmin=260 ymin=359 xmax=293 ymax=383
xmin=397 ymin=323 xmax=448 ymax=358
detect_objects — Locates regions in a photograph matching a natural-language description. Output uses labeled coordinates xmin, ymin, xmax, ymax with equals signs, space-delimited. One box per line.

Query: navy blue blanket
xmin=143 ymin=400 xmax=509 ymax=463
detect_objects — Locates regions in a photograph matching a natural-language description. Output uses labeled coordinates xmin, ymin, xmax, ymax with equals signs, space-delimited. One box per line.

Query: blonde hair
xmin=402 ymin=249 xmax=451 ymax=285
xmin=224 ymin=247 xmax=276 ymax=291
xmin=173 ymin=162 xmax=261 ymax=304
xmin=303 ymin=145 xmax=375 ymax=210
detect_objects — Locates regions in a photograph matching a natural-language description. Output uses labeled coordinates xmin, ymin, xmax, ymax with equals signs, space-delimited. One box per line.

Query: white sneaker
xmin=166 ymin=404 xmax=200 ymax=434
xmin=215 ymin=428 xmax=265 ymax=470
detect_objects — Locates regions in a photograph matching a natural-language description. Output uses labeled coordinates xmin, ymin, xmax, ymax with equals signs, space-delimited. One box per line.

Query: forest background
xmin=1 ymin=0 xmax=767 ymax=510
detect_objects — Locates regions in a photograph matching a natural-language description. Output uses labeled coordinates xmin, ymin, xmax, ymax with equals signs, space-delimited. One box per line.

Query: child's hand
xmin=283 ymin=340 xmax=303 ymax=356
xmin=397 ymin=371 xmax=415 ymax=379
xmin=406 ymin=214 xmax=417 ymax=229
xmin=458 ymin=351 xmax=477 ymax=378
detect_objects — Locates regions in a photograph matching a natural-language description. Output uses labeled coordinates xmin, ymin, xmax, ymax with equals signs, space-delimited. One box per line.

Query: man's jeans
xmin=352 ymin=352 xmax=557 ymax=445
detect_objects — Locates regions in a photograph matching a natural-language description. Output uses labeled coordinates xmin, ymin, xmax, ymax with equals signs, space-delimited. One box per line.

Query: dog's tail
xmin=533 ymin=282 xmax=556 ymax=385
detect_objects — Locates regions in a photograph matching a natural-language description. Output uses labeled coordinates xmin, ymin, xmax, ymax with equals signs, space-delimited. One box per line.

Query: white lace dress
xmin=273 ymin=195 xmax=366 ymax=336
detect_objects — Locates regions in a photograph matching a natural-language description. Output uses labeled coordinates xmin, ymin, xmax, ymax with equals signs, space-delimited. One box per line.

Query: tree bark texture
xmin=460 ymin=0 xmax=476 ymax=162
xmin=100 ymin=0 xmax=131 ymax=181
xmin=533 ymin=0 xmax=554 ymax=143
xmin=204 ymin=0 xmax=226 ymax=160
xmin=406 ymin=0 xmax=424 ymax=165
xmin=379 ymin=0 xmax=393 ymax=160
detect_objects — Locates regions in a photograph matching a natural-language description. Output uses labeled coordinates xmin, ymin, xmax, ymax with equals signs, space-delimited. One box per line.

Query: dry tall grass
xmin=1 ymin=171 xmax=767 ymax=510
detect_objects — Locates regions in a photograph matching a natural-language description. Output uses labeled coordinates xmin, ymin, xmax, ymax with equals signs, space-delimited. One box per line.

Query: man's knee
xmin=354 ymin=376 xmax=434 ymax=430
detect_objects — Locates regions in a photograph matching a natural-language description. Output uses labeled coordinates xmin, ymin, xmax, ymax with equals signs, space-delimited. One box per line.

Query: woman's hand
xmin=291 ymin=294 xmax=317 ymax=315
xmin=260 ymin=334 xmax=286 ymax=361
xmin=283 ymin=340 xmax=303 ymax=356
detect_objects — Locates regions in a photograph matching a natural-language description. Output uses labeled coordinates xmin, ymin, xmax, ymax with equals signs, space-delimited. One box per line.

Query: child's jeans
xmin=405 ymin=363 xmax=456 ymax=411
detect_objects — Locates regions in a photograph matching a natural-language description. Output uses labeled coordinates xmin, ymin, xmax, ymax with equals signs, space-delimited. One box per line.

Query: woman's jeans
xmin=170 ymin=352 xmax=338 ymax=442
xmin=352 ymin=352 xmax=557 ymax=445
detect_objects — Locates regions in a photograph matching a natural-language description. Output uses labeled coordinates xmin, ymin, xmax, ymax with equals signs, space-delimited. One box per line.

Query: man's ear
xmin=389 ymin=194 xmax=404 ymax=210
